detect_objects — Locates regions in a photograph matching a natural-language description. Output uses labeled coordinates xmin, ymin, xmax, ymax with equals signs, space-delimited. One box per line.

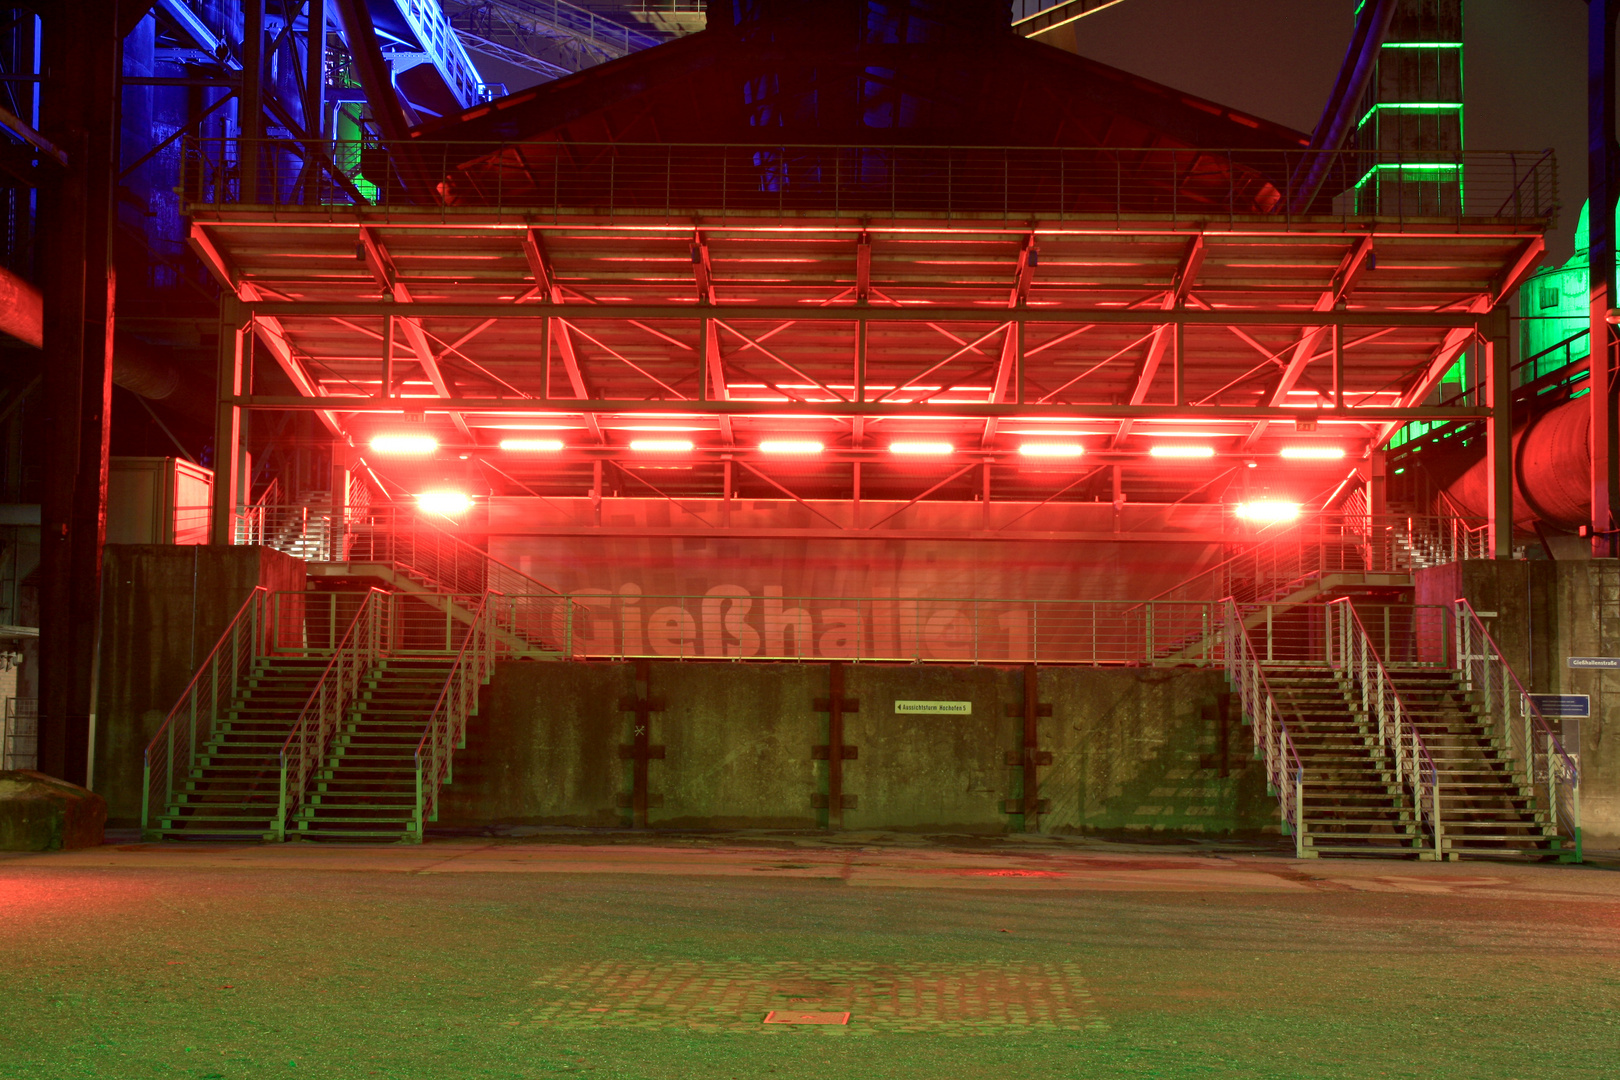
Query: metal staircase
xmin=291 ymin=658 xmax=458 ymax=840
xmin=1389 ymin=668 xmax=1565 ymax=858
xmin=149 ymin=656 xmax=327 ymax=839
xmin=1265 ymin=665 xmax=1424 ymax=857
xmin=145 ymin=588 xmax=507 ymax=845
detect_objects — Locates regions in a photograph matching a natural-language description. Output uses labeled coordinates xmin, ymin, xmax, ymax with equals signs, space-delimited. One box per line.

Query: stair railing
xmin=141 ymin=587 xmax=271 ymax=840
xmin=1327 ymin=598 xmax=1443 ymax=859
xmin=411 ymin=594 xmax=502 ymax=842
xmin=274 ymin=588 xmax=393 ymax=841
xmin=1453 ymin=599 xmax=1582 ymax=861
xmin=1222 ymin=598 xmax=1307 ymax=857
xmin=345 ymin=506 xmax=580 ymax=654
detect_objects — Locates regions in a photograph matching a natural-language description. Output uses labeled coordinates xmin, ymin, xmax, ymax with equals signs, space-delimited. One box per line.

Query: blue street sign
xmin=1566 ymin=657 xmax=1620 ymax=670
xmin=1530 ymin=694 xmax=1590 ymax=718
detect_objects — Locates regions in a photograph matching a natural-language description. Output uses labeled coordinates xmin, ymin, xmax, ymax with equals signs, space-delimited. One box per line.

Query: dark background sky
xmin=1040 ymin=0 xmax=1587 ymax=264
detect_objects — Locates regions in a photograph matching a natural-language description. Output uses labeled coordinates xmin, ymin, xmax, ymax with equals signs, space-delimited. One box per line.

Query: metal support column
xmin=617 ymin=661 xmax=665 ymax=828
xmin=1592 ymin=0 xmax=1620 ymax=555
xmin=1005 ymin=665 xmax=1052 ymax=831
xmin=812 ymin=663 xmax=859 ymax=828
xmin=240 ymin=0 xmax=264 ymax=202
xmin=210 ymin=300 xmax=246 ymax=545
xmin=1484 ymin=312 xmax=1514 ymax=559
xmin=37 ymin=0 xmax=120 ymax=786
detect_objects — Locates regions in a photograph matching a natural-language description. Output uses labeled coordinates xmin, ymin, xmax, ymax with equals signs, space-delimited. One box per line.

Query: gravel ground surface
xmin=2 ymin=831 xmax=1617 ymax=1079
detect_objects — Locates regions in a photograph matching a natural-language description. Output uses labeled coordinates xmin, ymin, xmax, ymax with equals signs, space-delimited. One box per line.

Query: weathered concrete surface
xmin=93 ymin=545 xmax=305 ymax=825
xmin=0 ymin=770 xmax=106 ymax=850
xmin=438 ymin=661 xmax=1268 ymax=836
xmin=1040 ymin=667 xmax=1265 ymax=835
xmin=438 ymin=663 xmax=626 ymax=830
xmin=1417 ymin=559 xmax=1620 ymax=841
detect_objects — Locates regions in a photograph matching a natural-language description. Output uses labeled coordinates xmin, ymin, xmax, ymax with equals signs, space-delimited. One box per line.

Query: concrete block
xmin=0 ymin=770 xmax=107 ymax=850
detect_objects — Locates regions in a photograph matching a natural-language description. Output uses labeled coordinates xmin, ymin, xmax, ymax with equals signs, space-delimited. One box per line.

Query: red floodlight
xmin=418 ymin=491 xmax=473 ymax=516
xmin=1236 ymin=500 xmax=1302 ymax=523
xmin=370 ymin=434 xmax=437 ymax=455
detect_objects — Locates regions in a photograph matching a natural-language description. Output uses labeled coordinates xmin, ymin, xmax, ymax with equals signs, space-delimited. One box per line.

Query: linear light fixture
xmin=759 ymin=440 xmax=824 ymax=455
xmin=417 ymin=490 xmax=472 ymax=516
xmin=499 ymin=438 xmax=564 ymax=452
xmin=629 ymin=439 xmax=694 ymax=453
xmin=1148 ymin=445 xmax=1214 ymax=459
xmin=370 ymin=434 xmax=438 ymax=455
xmin=1018 ymin=443 xmax=1086 ymax=458
xmin=889 ymin=441 xmax=953 ymax=456
xmin=1236 ymin=500 xmax=1302 ymax=523
xmin=1279 ymin=446 xmax=1347 ymax=460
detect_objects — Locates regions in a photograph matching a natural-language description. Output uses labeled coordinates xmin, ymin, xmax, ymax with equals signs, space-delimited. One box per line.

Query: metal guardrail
xmin=274 ymin=589 xmax=392 ymax=841
xmin=1147 ymin=512 xmax=1489 ymax=609
xmin=180 ymin=139 xmax=1558 ymax=226
xmin=141 ymin=587 xmax=271 ymax=839
xmin=1453 ymin=599 xmax=1581 ymax=861
xmin=238 ymin=502 xmax=579 ymax=656
xmin=412 ymin=595 xmax=502 ymax=842
xmin=1222 ymin=598 xmax=1305 ymax=857
xmin=509 ymin=593 xmax=1225 ymax=665
xmin=1328 ymin=598 xmax=1443 ymax=859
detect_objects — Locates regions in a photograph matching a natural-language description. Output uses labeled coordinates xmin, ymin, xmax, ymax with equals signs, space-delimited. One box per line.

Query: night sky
xmin=1048 ymin=0 xmax=1588 ymax=263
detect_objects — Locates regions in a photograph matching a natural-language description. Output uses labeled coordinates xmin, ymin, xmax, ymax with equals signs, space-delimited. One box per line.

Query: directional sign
xmin=1567 ymin=657 xmax=1620 ymax=670
xmin=1530 ymin=694 xmax=1590 ymax=718
xmin=894 ymin=700 xmax=972 ymax=715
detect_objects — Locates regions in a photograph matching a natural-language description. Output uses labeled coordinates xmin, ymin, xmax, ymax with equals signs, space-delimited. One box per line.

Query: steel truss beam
xmin=245 ymin=302 xmax=1479 ymax=329
xmin=233 ymin=395 xmax=1483 ymax=421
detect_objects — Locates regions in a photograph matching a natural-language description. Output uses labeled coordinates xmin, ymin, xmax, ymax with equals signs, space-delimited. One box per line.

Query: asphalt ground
xmin=2 ymin=831 xmax=1617 ymax=1079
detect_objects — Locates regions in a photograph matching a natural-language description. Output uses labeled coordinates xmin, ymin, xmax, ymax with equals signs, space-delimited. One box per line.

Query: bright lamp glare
xmin=1149 ymin=445 xmax=1215 ymax=459
xmin=759 ymin=440 xmax=824 ymax=455
xmin=889 ymin=441 xmax=953 ymax=455
xmin=629 ymin=439 xmax=694 ymax=453
xmin=499 ymin=438 xmax=564 ymax=452
xmin=1236 ymin=500 xmax=1302 ymax=523
xmin=1018 ymin=443 xmax=1085 ymax=458
xmin=370 ymin=434 xmax=438 ymax=455
xmin=1280 ymin=446 xmax=1347 ymax=460
xmin=417 ymin=490 xmax=472 ymax=516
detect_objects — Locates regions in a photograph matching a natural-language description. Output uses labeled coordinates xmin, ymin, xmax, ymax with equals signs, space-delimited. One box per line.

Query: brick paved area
xmin=515 ymin=959 xmax=1108 ymax=1034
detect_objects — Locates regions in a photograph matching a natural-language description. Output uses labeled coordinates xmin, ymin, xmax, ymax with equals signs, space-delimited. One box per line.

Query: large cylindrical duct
xmin=1444 ymin=395 xmax=1592 ymax=529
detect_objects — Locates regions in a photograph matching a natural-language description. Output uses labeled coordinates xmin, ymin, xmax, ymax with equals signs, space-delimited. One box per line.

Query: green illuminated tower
xmin=1351 ymin=0 xmax=1464 ymax=216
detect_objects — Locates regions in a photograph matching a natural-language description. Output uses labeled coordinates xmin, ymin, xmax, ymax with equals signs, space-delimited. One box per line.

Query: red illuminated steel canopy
xmin=187 ymin=0 xmax=1553 ymax=507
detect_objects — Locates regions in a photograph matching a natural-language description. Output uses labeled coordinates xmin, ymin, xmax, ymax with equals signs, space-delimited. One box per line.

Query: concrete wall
xmin=437 ymin=660 xmax=1271 ymax=836
xmin=1417 ymin=558 xmax=1620 ymax=842
xmin=94 ymin=545 xmax=304 ymax=825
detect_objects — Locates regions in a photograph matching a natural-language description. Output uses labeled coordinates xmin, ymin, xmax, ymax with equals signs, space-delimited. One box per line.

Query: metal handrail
xmin=1145 ymin=511 xmax=1489 ymax=609
xmin=412 ymin=595 xmax=502 ymax=841
xmin=181 ymin=139 xmax=1557 ymax=226
xmin=274 ymin=589 xmax=392 ymax=840
xmin=1222 ymin=598 xmax=1306 ymax=857
xmin=141 ymin=587 xmax=270 ymax=839
xmin=1453 ymin=599 xmax=1582 ymax=861
xmin=347 ymin=507 xmax=578 ymax=655
xmin=1327 ymin=598 xmax=1443 ymax=859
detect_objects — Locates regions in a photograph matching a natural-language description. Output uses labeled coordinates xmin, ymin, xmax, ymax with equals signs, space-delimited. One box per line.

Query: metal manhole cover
xmin=763 ymin=1011 xmax=851 ymax=1025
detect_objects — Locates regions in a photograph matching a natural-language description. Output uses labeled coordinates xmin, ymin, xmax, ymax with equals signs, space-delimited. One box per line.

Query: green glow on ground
xmin=1 ymin=837 xmax=1617 ymax=1079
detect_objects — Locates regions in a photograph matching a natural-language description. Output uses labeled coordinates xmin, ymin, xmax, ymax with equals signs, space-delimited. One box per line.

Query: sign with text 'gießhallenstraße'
xmin=1567 ymin=657 xmax=1620 ymax=670
xmin=894 ymin=701 xmax=972 ymax=715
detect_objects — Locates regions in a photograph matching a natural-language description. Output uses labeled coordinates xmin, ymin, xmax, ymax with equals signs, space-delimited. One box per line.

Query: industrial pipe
xmin=0 ymin=263 xmax=212 ymax=419
xmin=1444 ymin=394 xmax=1592 ymax=529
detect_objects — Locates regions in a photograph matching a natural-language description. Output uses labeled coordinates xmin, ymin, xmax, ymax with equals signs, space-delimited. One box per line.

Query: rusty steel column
xmin=36 ymin=0 xmax=121 ymax=785
xmin=210 ymin=299 xmax=246 ymax=545
xmin=812 ymin=663 xmax=859 ymax=828
xmin=1592 ymin=0 xmax=1620 ymax=556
